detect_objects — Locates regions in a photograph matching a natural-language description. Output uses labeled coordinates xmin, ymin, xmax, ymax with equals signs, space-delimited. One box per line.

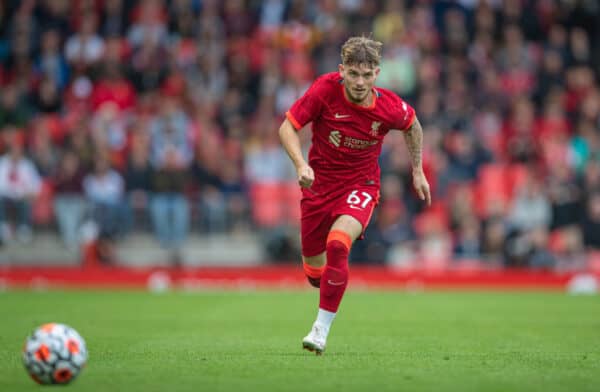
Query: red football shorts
xmin=300 ymin=184 xmax=380 ymax=257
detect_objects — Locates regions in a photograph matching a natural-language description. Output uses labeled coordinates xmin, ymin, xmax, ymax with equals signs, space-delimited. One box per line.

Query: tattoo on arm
xmin=403 ymin=117 xmax=423 ymax=170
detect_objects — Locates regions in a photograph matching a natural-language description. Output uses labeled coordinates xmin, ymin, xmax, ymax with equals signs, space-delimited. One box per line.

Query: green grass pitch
xmin=0 ymin=290 xmax=599 ymax=391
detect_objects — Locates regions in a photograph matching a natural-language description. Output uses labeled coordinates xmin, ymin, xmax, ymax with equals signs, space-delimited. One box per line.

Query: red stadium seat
xmin=412 ymin=201 xmax=449 ymax=236
xmin=249 ymin=182 xmax=286 ymax=228
xmin=587 ymin=251 xmax=600 ymax=272
xmin=282 ymin=182 xmax=302 ymax=225
xmin=249 ymin=182 xmax=302 ymax=228
xmin=505 ymin=164 xmax=529 ymax=199
xmin=475 ymin=163 xmax=511 ymax=217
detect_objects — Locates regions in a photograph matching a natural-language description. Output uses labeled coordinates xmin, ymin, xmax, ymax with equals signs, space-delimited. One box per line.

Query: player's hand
xmin=412 ymin=168 xmax=431 ymax=206
xmin=297 ymin=164 xmax=315 ymax=188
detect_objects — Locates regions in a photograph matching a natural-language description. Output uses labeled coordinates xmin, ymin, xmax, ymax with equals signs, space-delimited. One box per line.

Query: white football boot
xmin=302 ymin=323 xmax=327 ymax=355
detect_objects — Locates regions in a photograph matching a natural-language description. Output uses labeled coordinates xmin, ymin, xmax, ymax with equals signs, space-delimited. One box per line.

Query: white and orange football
xmin=22 ymin=323 xmax=88 ymax=385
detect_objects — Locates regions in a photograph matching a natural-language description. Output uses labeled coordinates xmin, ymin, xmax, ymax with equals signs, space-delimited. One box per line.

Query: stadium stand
xmin=1 ymin=0 xmax=600 ymax=271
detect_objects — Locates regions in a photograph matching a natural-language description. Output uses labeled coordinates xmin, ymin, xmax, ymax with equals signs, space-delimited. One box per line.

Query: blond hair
xmin=340 ymin=36 xmax=383 ymax=67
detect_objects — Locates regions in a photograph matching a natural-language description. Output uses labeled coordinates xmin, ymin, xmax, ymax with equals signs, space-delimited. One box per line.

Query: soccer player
xmin=278 ymin=36 xmax=431 ymax=355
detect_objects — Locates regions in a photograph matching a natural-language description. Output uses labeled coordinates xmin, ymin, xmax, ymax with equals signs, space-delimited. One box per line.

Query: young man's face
xmin=339 ymin=63 xmax=380 ymax=105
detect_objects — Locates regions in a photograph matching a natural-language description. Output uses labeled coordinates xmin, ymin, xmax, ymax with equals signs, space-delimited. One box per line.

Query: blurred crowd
xmin=1 ymin=0 xmax=600 ymax=268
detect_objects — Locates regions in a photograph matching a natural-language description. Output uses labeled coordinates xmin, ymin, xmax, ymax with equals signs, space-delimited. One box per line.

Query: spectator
xmin=129 ymin=27 xmax=169 ymax=92
xmin=192 ymin=147 xmax=226 ymax=234
xmin=376 ymin=30 xmax=417 ymax=96
xmin=100 ymin=0 xmax=129 ymax=37
xmin=218 ymin=160 xmax=248 ymax=232
xmin=527 ymin=228 xmax=556 ymax=269
xmin=547 ymin=164 xmax=582 ymax=230
xmin=33 ymin=77 xmax=62 ymax=114
xmin=150 ymin=95 xmax=192 ymax=168
xmin=82 ymin=155 xmax=125 ymax=262
xmin=445 ymin=132 xmax=491 ymax=183
xmin=0 ymin=85 xmax=32 ymax=129
xmin=127 ymin=0 xmax=168 ymax=50
xmin=0 ymin=134 xmax=41 ymax=244
xmin=508 ymin=174 xmax=552 ymax=232
xmin=582 ymin=192 xmax=600 ymax=250
xmin=481 ymin=217 xmax=506 ymax=264
xmin=29 ymin=118 xmax=60 ymax=177
xmin=91 ymin=61 xmax=136 ymax=112
xmin=453 ymin=216 xmax=482 ymax=260
xmin=150 ymin=147 xmax=190 ymax=260
xmin=123 ymin=129 xmax=153 ymax=232
xmin=36 ymin=0 xmax=70 ymax=35
xmin=35 ymin=29 xmax=70 ymax=90
xmin=53 ymin=150 xmax=86 ymax=252
xmin=505 ymin=173 xmax=552 ymax=267
xmin=66 ymin=126 xmax=95 ymax=171
xmin=64 ymin=12 xmax=105 ymax=69
xmin=90 ymin=102 xmax=127 ymax=158
xmin=503 ymin=97 xmax=538 ymax=163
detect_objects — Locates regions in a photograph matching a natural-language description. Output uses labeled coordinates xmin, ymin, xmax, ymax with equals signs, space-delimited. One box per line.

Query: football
xmin=22 ymin=323 xmax=88 ymax=385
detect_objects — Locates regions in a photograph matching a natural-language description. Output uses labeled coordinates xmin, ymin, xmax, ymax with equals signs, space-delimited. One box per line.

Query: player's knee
xmin=326 ymin=230 xmax=352 ymax=251
xmin=325 ymin=240 xmax=349 ymax=268
xmin=303 ymin=253 xmax=326 ymax=268
xmin=326 ymin=239 xmax=349 ymax=254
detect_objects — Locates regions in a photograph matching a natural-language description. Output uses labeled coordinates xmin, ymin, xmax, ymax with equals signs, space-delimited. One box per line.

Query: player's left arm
xmin=403 ymin=117 xmax=431 ymax=206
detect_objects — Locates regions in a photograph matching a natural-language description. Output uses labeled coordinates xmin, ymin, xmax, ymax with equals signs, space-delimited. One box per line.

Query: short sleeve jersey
xmin=286 ymin=72 xmax=415 ymax=193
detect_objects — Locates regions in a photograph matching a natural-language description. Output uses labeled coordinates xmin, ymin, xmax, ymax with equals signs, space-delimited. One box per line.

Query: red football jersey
xmin=286 ymin=72 xmax=415 ymax=193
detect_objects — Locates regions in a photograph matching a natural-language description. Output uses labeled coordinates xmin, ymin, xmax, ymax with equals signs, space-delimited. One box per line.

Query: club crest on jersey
xmin=370 ymin=121 xmax=381 ymax=136
xmin=329 ymin=130 xmax=341 ymax=147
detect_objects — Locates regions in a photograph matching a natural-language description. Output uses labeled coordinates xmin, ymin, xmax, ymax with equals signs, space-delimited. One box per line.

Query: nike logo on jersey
xmin=349 ymin=205 xmax=364 ymax=210
xmin=327 ymin=280 xmax=346 ymax=286
xmin=334 ymin=113 xmax=351 ymax=119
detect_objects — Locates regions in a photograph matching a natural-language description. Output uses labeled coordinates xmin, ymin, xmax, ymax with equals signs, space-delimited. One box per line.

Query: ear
xmin=374 ymin=66 xmax=381 ymax=77
xmin=338 ymin=64 xmax=344 ymax=78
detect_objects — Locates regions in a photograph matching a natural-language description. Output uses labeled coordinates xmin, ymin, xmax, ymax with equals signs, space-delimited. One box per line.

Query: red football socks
xmin=319 ymin=230 xmax=352 ymax=312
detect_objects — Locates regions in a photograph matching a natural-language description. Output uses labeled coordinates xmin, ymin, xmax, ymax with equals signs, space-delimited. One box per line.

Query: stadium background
xmin=0 ymin=0 xmax=599 ymax=287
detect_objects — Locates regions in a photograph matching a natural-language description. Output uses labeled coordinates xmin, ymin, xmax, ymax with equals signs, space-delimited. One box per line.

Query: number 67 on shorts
xmin=300 ymin=186 xmax=379 ymax=257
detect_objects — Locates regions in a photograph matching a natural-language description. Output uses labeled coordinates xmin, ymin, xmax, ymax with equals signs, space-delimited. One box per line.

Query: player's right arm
xmin=279 ymin=118 xmax=314 ymax=188
xmin=279 ymin=74 xmax=329 ymax=188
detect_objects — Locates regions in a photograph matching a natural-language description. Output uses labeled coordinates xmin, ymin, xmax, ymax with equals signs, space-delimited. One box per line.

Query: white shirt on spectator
xmin=0 ymin=154 xmax=42 ymax=199
xmin=244 ymin=143 xmax=295 ymax=183
xmin=83 ymin=170 xmax=124 ymax=204
xmin=509 ymin=191 xmax=552 ymax=231
xmin=65 ymin=34 xmax=105 ymax=64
